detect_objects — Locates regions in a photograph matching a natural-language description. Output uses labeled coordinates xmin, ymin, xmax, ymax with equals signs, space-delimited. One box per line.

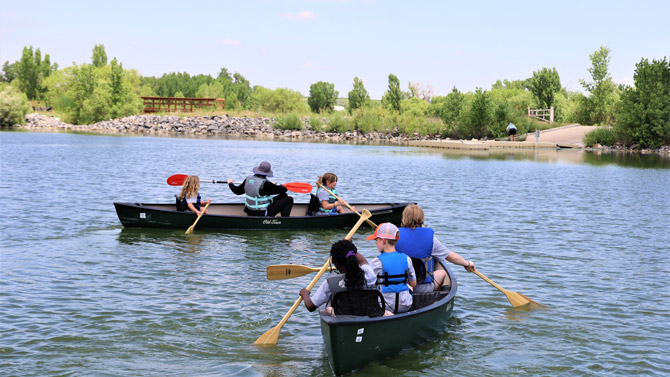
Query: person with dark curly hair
xmin=300 ymin=239 xmax=376 ymax=315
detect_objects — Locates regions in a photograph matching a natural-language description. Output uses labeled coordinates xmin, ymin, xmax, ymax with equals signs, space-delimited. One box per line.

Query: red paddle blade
xmin=283 ymin=182 xmax=313 ymax=193
xmin=167 ymin=174 xmax=188 ymax=186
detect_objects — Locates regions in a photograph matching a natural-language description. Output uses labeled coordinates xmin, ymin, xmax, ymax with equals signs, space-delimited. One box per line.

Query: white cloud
xmin=221 ymin=38 xmax=241 ymax=46
xmin=303 ymin=62 xmax=313 ymax=68
xmin=281 ymin=11 xmax=316 ymax=20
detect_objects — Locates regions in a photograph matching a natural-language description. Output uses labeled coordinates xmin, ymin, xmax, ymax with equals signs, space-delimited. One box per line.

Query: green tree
xmin=615 ymin=57 xmax=670 ymax=148
xmin=383 ymin=73 xmax=402 ymax=112
xmin=251 ymin=86 xmax=307 ymax=113
xmin=308 ymin=81 xmax=338 ymax=113
xmin=68 ymin=63 xmax=100 ymax=124
xmin=92 ymin=44 xmax=107 ymax=68
xmin=17 ymin=46 xmax=58 ymax=100
xmin=579 ymin=46 xmax=618 ymax=125
xmin=528 ymin=67 xmax=561 ymax=109
xmin=458 ymin=88 xmax=492 ymax=139
xmin=0 ymin=84 xmax=31 ymax=126
xmin=347 ymin=76 xmax=370 ymax=113
xmin=436 ymin=87 xmax=465 ymax=125
xmin=1 ymin=61 xmax=18 ymax=82
xmin=108 ymin=58 xmax=142 ymax=119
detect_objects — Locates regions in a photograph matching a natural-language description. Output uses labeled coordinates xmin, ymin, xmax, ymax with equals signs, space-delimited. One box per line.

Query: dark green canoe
xmin=320 ymin=258 xmax=457 ymax=375
xmin=113 ymin=202 xmax=411 ymax=230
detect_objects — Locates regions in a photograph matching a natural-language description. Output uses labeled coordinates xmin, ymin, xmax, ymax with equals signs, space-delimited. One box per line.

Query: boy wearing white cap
xmin=367 ymin=222 xmax=417 ymax=315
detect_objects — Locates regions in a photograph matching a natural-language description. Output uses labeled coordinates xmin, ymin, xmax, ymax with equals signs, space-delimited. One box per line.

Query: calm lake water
xmin=1 ymin=131 xmax=669 ymax=376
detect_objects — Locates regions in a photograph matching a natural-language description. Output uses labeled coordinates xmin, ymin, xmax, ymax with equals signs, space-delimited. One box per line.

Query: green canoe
xmin=113 ymin=202 xmax=411 ymax=230
xmin=320 ymin=258 xmax=457 ymax=375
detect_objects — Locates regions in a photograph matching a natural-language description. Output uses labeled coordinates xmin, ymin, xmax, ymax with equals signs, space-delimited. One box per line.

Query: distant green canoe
xmin=320 ymin=258 xmax=457 ymax=375
xmin=113 ymin=202 xmax=411 ymax=230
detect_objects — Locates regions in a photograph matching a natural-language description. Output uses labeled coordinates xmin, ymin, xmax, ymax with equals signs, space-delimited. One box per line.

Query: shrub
xmin=0 ymin=84 xmax=31 ymax=126
xmin=324 ymin=113 xmax=353 ymax=133
xmin=309 ymin=115 xmax=323 ymax=130
xmin=352 ymin=106 xmax=385 ymax=134
xmin=274 ymin=113 xmax=303 ymax=130
xmin=583 ymin=127 xmax=616 ymax=146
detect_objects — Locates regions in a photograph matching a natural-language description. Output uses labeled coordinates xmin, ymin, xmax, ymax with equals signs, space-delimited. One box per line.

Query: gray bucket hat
xmin=252 ymin=161 xmax=274 ymax=177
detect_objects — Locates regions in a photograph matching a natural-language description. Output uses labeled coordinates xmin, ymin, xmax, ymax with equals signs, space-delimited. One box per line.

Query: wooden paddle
xmin=185 ymin=202 xmax=211 ymax=234
xmin=473 ymin=270 xmax=546 ymax=308
xmin=316 ymin=181 xmax=377 ymax=228
xmin=167 ymin=174 xmax=313 ymax=193
xmin=267 ymin=264 xmax=334 ymax=281
xmin=254 ymin=209 xmax=372 ymax=345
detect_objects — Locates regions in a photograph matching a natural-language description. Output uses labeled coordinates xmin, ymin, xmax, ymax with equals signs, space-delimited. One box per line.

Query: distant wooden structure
xmin=140 ymin=96 xmax=225 ymax=113
xmin=528 ymin=107 xmax=554 ymax=124
xmin=29 ymin=101 xmax=52 ymax=111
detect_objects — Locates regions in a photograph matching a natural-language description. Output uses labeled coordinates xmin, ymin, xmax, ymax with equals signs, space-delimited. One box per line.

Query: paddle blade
xmin=267 ymin=264 xmax=325 ymax=280
xmin=167 ymin=174 xmax=188 ymax=186
xmin=283 ymin=182 xmax=313 ymax=193
xmin=518 ymin=292 xmax=547 ymax=308
xmin=254 ymin=325 xmax=280 ymax=345
xmin=504 ymin=290 xmax=532 ymax=307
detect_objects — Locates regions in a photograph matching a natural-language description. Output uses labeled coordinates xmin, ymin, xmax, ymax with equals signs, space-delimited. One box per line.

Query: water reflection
xmin=435 ymin=148 xmax=670 ymax=168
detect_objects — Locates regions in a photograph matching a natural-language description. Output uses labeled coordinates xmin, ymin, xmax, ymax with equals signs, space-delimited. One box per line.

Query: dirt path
xmin=522 ymin=124 xmax=594 ymax=147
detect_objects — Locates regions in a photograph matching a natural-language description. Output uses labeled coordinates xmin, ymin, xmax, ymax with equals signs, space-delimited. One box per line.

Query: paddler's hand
xmin=299 ymin=288 xmax=310 ymax=298
xmin=464 ymin=260 xmax=476 ymax=272
xmin=226 ymin=179 xmax=234 ymax=184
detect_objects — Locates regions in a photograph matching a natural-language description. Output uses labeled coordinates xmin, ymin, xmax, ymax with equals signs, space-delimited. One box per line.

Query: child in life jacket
xmin=300 ymin=239 xmax=377 ymax=315
xmin=178 ymin=175 xmax=211 ymax=216
xmin=367 ymin=223 xmax=416 ymax=315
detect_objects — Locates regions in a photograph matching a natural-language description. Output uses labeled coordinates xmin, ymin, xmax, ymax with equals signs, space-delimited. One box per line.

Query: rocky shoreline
xmin=13 ymin=113 xmax=670 ymax=154
xmin=17 ymin=113 xmax=440 ymax=144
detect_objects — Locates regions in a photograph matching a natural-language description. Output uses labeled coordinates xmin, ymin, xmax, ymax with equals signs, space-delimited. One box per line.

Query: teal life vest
xmin=376 ymin=252 xmax=410 ymax=294
xmin=396 ymin=227 xmax=434 ymax=284
xmin=317 ymin=187 xmax=338 ymax=214
xmin=244 ymin=175 xmax=273 ymax=211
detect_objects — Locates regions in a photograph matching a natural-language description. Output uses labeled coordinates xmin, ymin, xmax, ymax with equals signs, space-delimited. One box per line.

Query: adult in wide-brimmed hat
xmin=252 ymin=161 xmax=274 ymax=177
xmin=227 ymin=161 xmax=294 ymax=217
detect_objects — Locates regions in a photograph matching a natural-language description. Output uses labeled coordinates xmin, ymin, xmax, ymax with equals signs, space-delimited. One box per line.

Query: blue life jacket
xmin=396 ymin=227 xmax=434 ymax=284
xmin=317 ymin=187 xmax=338 ymax=214
xmin=180 ymin=193 xmax=201 ymax=211
xmin=376 ymin=252 xmax=410 ymax=294
xmin=244 ymin=175 xmax=273 ymax=211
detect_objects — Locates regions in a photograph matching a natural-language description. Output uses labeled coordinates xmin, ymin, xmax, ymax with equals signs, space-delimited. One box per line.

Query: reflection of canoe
xmin=320 ymin=258 xmax=457 ymax=375
xmin=113 ymin=202 xmax=411 ymax=230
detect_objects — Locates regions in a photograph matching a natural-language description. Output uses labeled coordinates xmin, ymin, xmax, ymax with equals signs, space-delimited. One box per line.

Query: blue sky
xmin=1 ymin=0 xmax=668 ymax=99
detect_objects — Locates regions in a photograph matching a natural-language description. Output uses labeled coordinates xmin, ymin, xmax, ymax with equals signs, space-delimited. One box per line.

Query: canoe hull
xmin=113 ymin=202 xmax=411 ymax=230
xmin=320 ymin=260 xmax=457 ymax=375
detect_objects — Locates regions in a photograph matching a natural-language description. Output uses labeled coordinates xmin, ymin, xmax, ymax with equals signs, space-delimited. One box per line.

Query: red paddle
xmin=166 ymin=174 xmax=313 ymax=193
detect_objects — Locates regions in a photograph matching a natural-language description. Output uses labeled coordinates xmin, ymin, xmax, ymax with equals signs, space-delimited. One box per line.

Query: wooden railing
xmin=528 ymin=107 xmax=554 ymax=124
xmin=140 ymin=96 xmax=225 ymax=113
xmin=29 ymin=101 xmax=52 ymax=111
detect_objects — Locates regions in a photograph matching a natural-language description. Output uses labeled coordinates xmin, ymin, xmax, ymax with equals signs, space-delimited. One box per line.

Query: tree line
xmin=1 ymin=45 xmax=668 ymax=148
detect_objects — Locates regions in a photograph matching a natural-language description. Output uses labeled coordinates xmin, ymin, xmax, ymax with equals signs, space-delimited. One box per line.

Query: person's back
xmin=396 ymin=227 xmax=435 ymax=292
xmin=227 ymin=161 xmax=294 ymax=217
xmin=300 ymin=240 xmax=377 ymax=316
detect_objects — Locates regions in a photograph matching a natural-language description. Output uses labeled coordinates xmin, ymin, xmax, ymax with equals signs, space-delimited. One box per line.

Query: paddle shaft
xmin=268 ymin=257 xmax=332 ymax=335
xmin=167 ymin=174 xmax=312 ymax=193
xmin=473 ymin=270 xmax=506 ymax=291
xmin=185 ymin=202 xmax=210 ymax=234
xmin=316 ymin=182 xmax=377 ymax=228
